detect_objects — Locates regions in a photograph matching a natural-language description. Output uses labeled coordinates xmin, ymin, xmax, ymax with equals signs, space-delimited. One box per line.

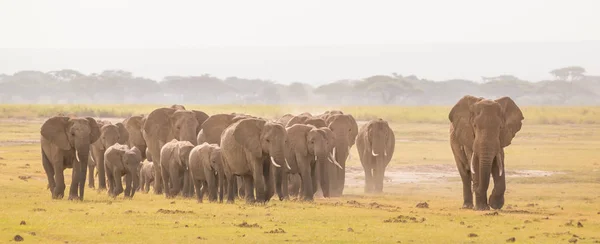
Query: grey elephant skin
xmin=283 ymin=124 xmax=341 ymax=201
xmin=104 ymin=144 xmax=142 ymax=198
xmin=189 ymin=143 xmax=225 ymax=202
xmin=356 ymin=118 xmax=395 ymax=193
xmin=123 ymin=115 xmax=148 ymax=161
xmin=159 ymin=139 xmax=195 ymax=198
xmin=449 ymin=95 xmax=524 ymax=210
xmin=221 ymin=118 xmax=288 ymax=203
xmin=139 ymin=161 xmax=154 ymax=193
xmin=89 ymin=120 xmax=129 ymax=190
xmin=142 ymin=106 xmax=208 ymax=195
xmin=40 ymin=116 xmax=100 ymax=200
xmin=318 ymin=111 xmax=358 ymax=197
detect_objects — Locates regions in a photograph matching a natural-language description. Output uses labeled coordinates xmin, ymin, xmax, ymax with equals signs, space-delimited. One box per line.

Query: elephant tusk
xmin=270 ymin=156 xmax=281 ymax=168
xmin=384 ymin=149 xmax=387 ymax=157
xmin=371 ymin=150 xmax=379 ymax=157
xmin=332 ymin=147 xmax=336 ymax=157
xmin=328 ymin=154 xmax=343 ymax=170
xmin=469 ymin=152 xmax=475 ymax=174
xmin=497 ymin=152 xmax=504 ymax=177
xmin=89 ymin=155 xmax=95 ymax=163
xmin=75 ymin=149 xmax=81 ymax=163
xmin=285 ymin=158 xmax=291 ymax=170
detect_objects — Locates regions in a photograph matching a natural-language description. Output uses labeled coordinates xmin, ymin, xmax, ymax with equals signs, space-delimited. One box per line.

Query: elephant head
xmin=198 ymin=113 xmax=237 ymax=145
xmin=365 ymin=119 xmax=393 ymax=157
xmin=95 ymin=122 xmax=129 ymax=150
xmin=233 ymin=118 xmax=289 ymax=169
xmin=449 ymin=95 xmax=524 ymax=210
xmin=124 ymin=115 xmax=147 ymax=160
xmin=144 ymin=107 xmax=209 ymax=146
xmin=123 ymin=146 xmax=143 ymax=192
xmin=41 ymin=116 xmax=101 ymax=166
xmin=288 ymin=124 xmax=341 ymax=170
xmin=172 ymin=140 xmax=195 ymax=169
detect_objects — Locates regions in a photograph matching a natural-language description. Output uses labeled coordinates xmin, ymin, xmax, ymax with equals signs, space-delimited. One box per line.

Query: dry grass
xmin=0 ymin=105 xmax=599 ymax=243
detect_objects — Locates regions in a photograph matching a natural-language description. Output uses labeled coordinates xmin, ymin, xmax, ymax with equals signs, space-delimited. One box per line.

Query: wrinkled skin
xmin=139 ymin=161 xmax=154 ymax=193
xmin=221 ymin=118 xmax=289 ymax=204
xmin=356 ymin=119 xmax=395 ymax=193
xmin=159 ymin=139 xmax=195 ymax=198
xmin=282 ymin=124 xmax=340 ymax=201
xmin=40 ymin=116 xmax=100 ymax=200
xmin=189 ymin=143 xmax=225 ymax=203
xmin=89 ymin=121 xmax=129 ymax=190
xmin=104 ymin=144 xmax=142 ymax=198
xmin=321 ymin=112 xmax=358 ymax=197
xmin=142 ymin=107 xmax=208 ymax=195
xmin=449 ymin=95 xmax=524 ymax=210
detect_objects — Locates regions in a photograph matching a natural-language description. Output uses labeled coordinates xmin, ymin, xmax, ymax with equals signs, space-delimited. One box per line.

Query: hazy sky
xmin=1 ymin=0 xmax=599 ymax=84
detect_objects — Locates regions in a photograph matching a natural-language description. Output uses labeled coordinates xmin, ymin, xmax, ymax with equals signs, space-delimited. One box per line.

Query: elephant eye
xmin=71 ymin=132 xmax=75 ymax=136
xmin=266 ymin=139 xmax=270 ymax=143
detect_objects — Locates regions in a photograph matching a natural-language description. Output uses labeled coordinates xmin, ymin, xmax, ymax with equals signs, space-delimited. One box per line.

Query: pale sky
xmin=0 ymin=0 xmax=599 ymax=83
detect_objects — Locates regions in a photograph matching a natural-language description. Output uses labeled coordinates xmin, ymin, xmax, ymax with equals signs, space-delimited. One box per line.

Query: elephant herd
xmin=39 ymin=95 xmax=524 ymax=211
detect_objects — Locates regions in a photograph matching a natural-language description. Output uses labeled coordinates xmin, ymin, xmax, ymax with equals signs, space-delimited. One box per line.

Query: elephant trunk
xmin=75 ymin=145 xmax=90 ymax=198
xmin=179 ymin=125 xmax=198 ymax=146
xmin=334 ymin=141 xmax=350 ymax=166
xmin=371 ymin=139 xmax=385 ymax=157
xmin=269 ymin=145 xmax=287 ymax=169
xmin=476 ymin=148 xmax=496 ymax=207
xmin=132 ymin=170 xmax=140 ymax=192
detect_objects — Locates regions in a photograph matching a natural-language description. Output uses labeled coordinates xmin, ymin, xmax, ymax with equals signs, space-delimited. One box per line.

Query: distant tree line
xmin=0 ymin=66 xmax=599 ymax=105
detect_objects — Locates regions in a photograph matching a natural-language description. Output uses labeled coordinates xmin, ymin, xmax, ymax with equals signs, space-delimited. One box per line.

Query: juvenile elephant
xmin=221 ymin=118 xmax=289 ymax=203
xmin=189 ymin=143 xmax=225 ymax=202
xmin=449 ymin=95 xmax=524 ymax=210
xmin=356 ymin=118 xmax=395 ymax=193
xmin=159 ymin=139 xmax=195 ymax=198
xmin=139 ymin=161 xmax=154 ymax=193
xmin=142 ymin=107 xmax=208 ymax=195
xmin=123 ymin=115 xmax=148 ymax=161
xmin=322 ymin=112 xmax=358 ymax=197
xmin=89 ymin=121 xmax=129 ymax=189
xmin=104 ymin=144 xmax=142 ymax=198
xmin=41 ymin=116 xmax=100 ymax=200
xmin=283 ymin=124 xmax=341 ymax=201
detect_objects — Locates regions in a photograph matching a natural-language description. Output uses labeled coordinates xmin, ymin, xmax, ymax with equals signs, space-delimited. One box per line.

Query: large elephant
xmin=283 ymin=124 xmax=341 ymax=201
xmin=189 ymin=143 xmax=225 ymax=202
xmin=356 ymin=118 xmax=395 ymax=193
xmin=104 ymin=144 xmax=142 ymax=198
xmin=159 ymin=139 xmax=195 ymax=198
xmin=142 ymin=107 xmax=208 ymax=195
xmin=322 ymin=112 xmax=358 ymax=197
xmin=221 ymin=118 xmax=289 ymax=203
xmin=89 ymin=121 xmax=129 ymax=189
xmin=40 ymin=116 xmax=100 ymax=200
xmin=123 ymin=115 xmax=148 ymax=161
xmin=449 ymin=95 xmax=524 ymax=210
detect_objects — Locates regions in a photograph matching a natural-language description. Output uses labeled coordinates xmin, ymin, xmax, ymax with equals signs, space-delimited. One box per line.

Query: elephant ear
xmin=192 ymin=110 xmax=209 ymax=135
xmin=495 ymin=97 xmax=524 ymax=148
xmin=86 ymin=117 xmax=101 ymax=144
xmin=41 ymin=116 xmax=71 ymax=150
xmin=125 ymin=116 xmax=146 ymax=146
xmin=286 ymin=115 xmax=308 ymax=128
xmin=305 ymin=118 xmax=327 ymax=128
xmin=287 ymin=124 xmax=313 ymax=156
xmin=115 ymin=122 xmax=129 ymax=145
xmin=449 ymin=95 xmax=483 ymax=149
xmin=347 ymin=114 xmax=358 ymax=146
xmin=201 ymin=114 xmax=235 ymax=144
xmin=233 ymin=119 xmax=267 ymax=159
xmin=143 ymin=108 xmax=176 ymax=143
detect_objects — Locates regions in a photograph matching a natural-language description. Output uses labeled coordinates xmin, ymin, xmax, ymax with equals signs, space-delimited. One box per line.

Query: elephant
xmin=221 ymin=118 xmax=289 ymax=203
xmin=449 ymin=95 xmax=524 ymax=210
xmin=139 ymin=161 xmax=154 ymax=193
xmin=123 ymin=115 xmax=148 ymax=161
xmin=286 ymin=115 xmax=327 ymax=128
xmin=277 ymin=114 xmax=294 ymax=127
xmin=189 ymin=143 xmax=225 ymax=202
xmin=356 ymin=118 xmax=395 ymax=193
xmin=159 ymin=139 xmax=195 ymax=198
xmin=104 ymin=144 xmax=142 ymax=198
xmin=322 ymin=112 xmax=358 ymax=197
xmin=89 ymin=120 xmax=129 ymax=189
xmin=40 ymin=116 xmax=100 ymax=200
xmin=282 ymin=124 xmax=341 ymax=201
xmin=142 ymin=107 xmax=208 ymax=195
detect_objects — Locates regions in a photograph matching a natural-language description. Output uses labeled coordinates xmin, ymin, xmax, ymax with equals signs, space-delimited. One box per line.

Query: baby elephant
xmin=160 ymin=139 xmax=195 ymax=198
xmin=104 ymin=144 xmax=142 ymax=198
xmin=139 ymin=161 xmax=155 ymax=193
xmin=189 ymin=143 xmax=225 ymax=203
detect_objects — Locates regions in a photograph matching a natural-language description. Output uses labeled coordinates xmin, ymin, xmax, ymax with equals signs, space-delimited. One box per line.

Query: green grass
xmin=0 ymin=105 xmax=599 ymax=243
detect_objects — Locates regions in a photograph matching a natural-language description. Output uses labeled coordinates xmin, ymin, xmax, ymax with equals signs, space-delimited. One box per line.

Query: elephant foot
xmin=226 ymin=199 xmax=235 ymax=204
xmin=474 ymin=204 xmax=490 ymax=211
xmin=88 ymin=184 xmax=95 ymax=189
xmin=52 ymin=192 xmax=64 ymax=200
xmin=68 ymin=195 xmax=80 ymax=201
xmin=461 ymin=202 xmax=474 ymax=209
xmin=489 ymin=194 xmax=505 ymax=210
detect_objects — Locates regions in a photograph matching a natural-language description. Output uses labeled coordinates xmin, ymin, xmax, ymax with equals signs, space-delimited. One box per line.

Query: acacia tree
xmin=550 ymin=66 xmax=586 ymax=81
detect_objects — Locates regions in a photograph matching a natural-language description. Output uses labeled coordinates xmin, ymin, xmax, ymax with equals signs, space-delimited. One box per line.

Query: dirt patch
xmin=236 ymin=221 xmax=261 ymax=228
xmin=265 ymin=228 xmax=286 ymax=234
xmin=156 ymin=209 xmax=194 ymax=214
xmin=415 ymin=202 xmax=429 ymax=208
xmin=383 ymin=215 xmax=425 ymax=223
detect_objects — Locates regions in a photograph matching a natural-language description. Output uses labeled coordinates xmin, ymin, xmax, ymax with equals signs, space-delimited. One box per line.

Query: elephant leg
xmin=41 ymin=149 xmax=56 ymax=196
xmin=106 ymin=168 xmax=114 ymax=196
xmin=161 ymin=165 xmax=171 ymax=198
xmin=244 ymin=175 xmax=256 ymax=203
xmin=114 ymin=170 xmax=124 ymax=197
xmin=153 ymin=163 xmax=163 ymax=194
xmin=193 ymin=180 xmax=203 ymax=203
xmin=237 ymin=177 xmax=245 ymax=198
xmin=226 ymin=174 xmax=236 ymax=204
xmin=201 ymin=181 xmax=208 ymax=201
xmin=139 ymin=171 xmax=145 ymax=192
xmin=318 ymin=162 xmax=330 ymax=198
xmin=124 ymin=173 xmax=133 ymax=198
xmin=88 ymin=163 xmax=95 ymax=188
xmin=169 ymin=169 xmax=182 ymax=198
xmin=182 ymin=171 xmax=190 ymax=197
xmin=68 ymin=158 xmax=81 ymax=200
xmin=451 ymin=142 xmax=474 ymax=209
xmin=53 ymin=161 xmax=66 ymax=199
xmin=93 ymin=148 xmax=107 ymax=190
xmin=489 ymin=150 xmax=506 ymax=210
xmin=300 ymin=166 xmax=313 ymax=201
xmin=206 ymin=172 xmax=217 ymax=202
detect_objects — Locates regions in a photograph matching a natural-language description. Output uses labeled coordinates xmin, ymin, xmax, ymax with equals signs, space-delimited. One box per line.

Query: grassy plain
xmin=0 ymin=105 xmax=599 ymax=243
